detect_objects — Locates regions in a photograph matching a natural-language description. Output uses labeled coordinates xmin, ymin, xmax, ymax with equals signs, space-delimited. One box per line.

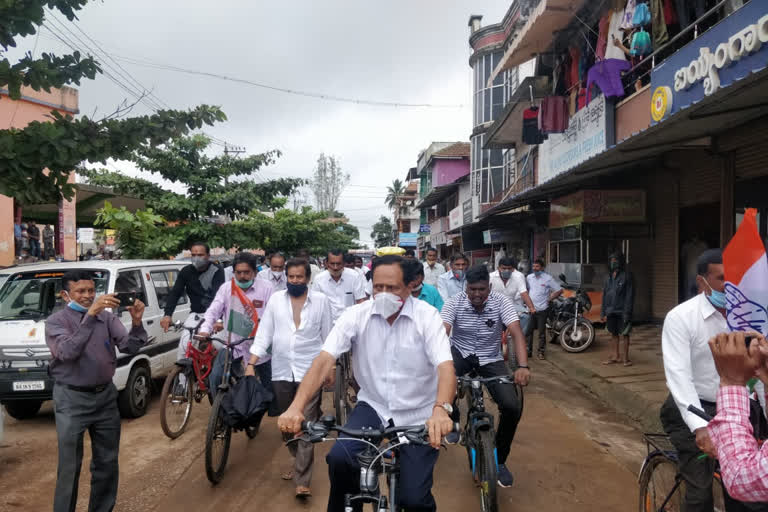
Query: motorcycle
xmin=546 ymin=274 xmax=595 ymax=353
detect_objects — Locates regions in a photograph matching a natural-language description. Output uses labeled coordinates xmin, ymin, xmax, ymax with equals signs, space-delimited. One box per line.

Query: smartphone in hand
xmin=114 ymin=292 xmax=137 ymax=308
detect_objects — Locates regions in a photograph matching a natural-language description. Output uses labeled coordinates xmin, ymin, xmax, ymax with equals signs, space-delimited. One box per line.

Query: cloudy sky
xmin=13 ymin=0 xmax=510 ymax=247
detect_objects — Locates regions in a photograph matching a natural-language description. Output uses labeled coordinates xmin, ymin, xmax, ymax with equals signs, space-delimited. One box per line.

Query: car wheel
xmin=118 ymin=364 xmax=151 ymax=418
xmin=4 ymin=399 xmax=43 ymax=420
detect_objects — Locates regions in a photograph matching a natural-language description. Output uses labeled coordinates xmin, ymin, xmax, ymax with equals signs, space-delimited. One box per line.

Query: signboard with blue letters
xmin=650 ymin=3 xmax=768 ymax=124
xmin=398 ymin=232 xmax=418 ymax=247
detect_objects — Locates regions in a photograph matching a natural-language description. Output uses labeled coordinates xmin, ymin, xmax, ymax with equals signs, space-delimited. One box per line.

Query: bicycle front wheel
xmin=638 ymin=453 xmax=684 ymax=512
xmin=160 ymin=365 xmax=193 ymax=439
xmin=205 ymin=392 xmax=232 ymax=484
xmin=477 ymin=429 xmax=498 ymax=512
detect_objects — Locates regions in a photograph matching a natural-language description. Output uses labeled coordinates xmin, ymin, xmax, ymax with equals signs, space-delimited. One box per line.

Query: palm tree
xmin=385 ymin=179 xmax=405 ymax=211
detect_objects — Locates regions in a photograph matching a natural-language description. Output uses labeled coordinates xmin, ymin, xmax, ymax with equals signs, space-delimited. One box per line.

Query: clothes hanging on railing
xmin=522 ymin=107 xmax=547 ymax=145
xmin=620 ymin=0 xmax=638 ymax=30
xmin=605 ymin=10 xmax=628 ymax=61
xmin=662 ymin=0 xmax=677 ymax=26
xmin=596 ymin=12 xmax=611 ymax=60
xmin=538 ymin=96 xmax=569 ymax=134
xmin=650 ymin=0 xmax=669 ymax=46
xmin=674 ymin=0 xmax=706 ymax=31
xmin=586 ymin=59 xmax=631 ymax=102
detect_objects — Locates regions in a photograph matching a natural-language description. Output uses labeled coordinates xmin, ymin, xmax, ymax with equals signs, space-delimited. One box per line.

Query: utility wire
xmin=114 ymin=54 xmax=468 ymax=109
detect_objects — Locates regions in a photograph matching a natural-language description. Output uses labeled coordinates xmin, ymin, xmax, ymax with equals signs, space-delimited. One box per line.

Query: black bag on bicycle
xmin=220 ymin=376 xmax=274 ymax=429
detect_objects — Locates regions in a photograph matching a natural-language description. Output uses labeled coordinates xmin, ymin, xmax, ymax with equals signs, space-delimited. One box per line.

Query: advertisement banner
xmin=650 ymin=2 xmax=768 ymax=124
xmin=431 ymin=231 xmax=446 ymax=246
xmin=449 ymin=205 xmax=463 ymax=231
xmin=538 ymin=94 xmax=607 ymax=184
xmin=398 ymin=232 xmax=418 ymax=247
xmin=418 ymin=224 xmax=431 ymax=233
xmin=462 ymin=198 xmax=474 ymax=225
xmin=77 ymin=228 xmax=94 ymax=244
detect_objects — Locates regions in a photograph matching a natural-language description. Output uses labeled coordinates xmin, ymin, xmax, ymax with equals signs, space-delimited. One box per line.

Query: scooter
xmin=546 ymin=274 xmax=595 ymax=353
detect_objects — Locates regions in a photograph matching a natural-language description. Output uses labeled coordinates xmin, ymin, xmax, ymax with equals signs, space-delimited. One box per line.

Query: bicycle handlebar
xmin=299 ymin=419 xmax=459 ymax=446
xmin=687 ymin=404 xmax=713 ymax=422
xmin=457 ymin=375 xmax=514 ymax=385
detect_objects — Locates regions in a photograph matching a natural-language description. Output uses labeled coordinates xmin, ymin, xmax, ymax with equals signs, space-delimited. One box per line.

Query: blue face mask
xmin=286 ymin=282 xmax=308 ymax=297
xmin=65 ymin=293 xmax=88 ymax=313
xmin=534 ymin=270 xmax=543 ymax=277
xmin=236 ymin=279 xmax=254 ymax=290
xmin=704 ymin=280 xmax=727 ymax=309
xmin=453 ymin=269 xmax=465 ymax=280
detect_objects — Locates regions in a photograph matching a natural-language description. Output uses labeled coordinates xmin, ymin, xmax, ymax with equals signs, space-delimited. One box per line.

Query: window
xmin=116 ymin=270 xmax=148 ymax=310
xmin=150 ymin=269 xmax=186 ymax=310
xmin=0 ymin=270 xmax=109 ymax=319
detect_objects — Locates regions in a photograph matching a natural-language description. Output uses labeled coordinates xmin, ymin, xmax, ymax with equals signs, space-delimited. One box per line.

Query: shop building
xmin=394 ymin=167 xmax=421 ymax=253
xmin=473 ymin=0 xmax=768 ymax=322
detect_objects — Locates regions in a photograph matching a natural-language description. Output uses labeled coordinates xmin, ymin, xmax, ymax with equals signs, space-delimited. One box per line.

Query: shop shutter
xmin=651 ymin=171 xmax=678 ymax=320
xmin=677 ymin=152 xmax=721 ymax=208
xmin=719 ymin=116 xmax=768 ymax=181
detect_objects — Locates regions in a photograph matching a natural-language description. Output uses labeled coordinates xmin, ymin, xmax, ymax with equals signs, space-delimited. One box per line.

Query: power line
xmin=113 ymin=54 xmax=468 ymax=109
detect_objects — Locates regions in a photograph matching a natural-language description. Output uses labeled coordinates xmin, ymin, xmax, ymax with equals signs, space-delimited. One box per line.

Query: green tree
xmin=0 ymin=1 xmax=227 ymax=204
xmin=371 ymin=216 xmax=394 ymax=248
xmin=385 ymin=179 xmax=404 ymax=211
xmin=94 ymin=201 xmax=174 ymax=259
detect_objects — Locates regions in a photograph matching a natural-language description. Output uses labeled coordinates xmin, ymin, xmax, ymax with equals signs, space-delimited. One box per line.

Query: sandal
xmin=281 ymin=470 xmax=294 ymax=481
xmin=537 ymin=353 xmax=546 ymax=360
xmin=623 ymin=360 xmax=634 ymax=367
xmin=602 ymin=359 xmax=621 ymax=365
xmin=296 ymin=486 xmax=312 ymax=498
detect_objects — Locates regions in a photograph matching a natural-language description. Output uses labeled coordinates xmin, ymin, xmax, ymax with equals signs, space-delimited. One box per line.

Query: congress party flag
xmin=723 ymin=208 xmax=768 ymax=335
xmin=227 ymin=279 xmax=259 ymax=338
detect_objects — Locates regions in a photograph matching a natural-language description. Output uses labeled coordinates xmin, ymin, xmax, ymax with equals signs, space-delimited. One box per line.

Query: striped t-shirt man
xmin=441 ymin=291 xmax=519 ymax=366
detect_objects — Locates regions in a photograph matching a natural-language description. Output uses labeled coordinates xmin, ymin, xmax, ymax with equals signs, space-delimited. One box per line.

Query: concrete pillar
xmin=720 ymin=154 xmax=735 ymax=247
xmin=0 ymin=196 xmax=15 ymax=266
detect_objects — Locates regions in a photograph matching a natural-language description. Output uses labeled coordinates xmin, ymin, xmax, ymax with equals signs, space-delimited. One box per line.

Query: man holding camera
xmin=46 ymin=270 xmax=148 ymax=512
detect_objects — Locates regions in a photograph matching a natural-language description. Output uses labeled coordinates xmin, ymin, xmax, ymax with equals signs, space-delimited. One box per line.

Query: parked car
xmin=0 ymin=260 xmax=192 ymax=420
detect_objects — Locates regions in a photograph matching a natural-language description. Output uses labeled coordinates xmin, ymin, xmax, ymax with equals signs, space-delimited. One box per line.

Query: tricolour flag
xmin=723 ymin=208 xmax=768 ymax=335
xmin=227 ymin=278 xmax=259 ymax=338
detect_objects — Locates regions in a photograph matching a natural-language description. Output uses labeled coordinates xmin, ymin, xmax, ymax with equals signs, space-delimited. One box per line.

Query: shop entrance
xmin=679 ymin=203 xmax=720 ymax=302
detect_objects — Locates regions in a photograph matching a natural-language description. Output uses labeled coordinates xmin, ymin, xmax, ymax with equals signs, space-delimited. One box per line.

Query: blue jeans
xmin=326 ymin=401 xmax=439 ymax=512
xmin=518 ymin=312 xmax=530 ymax=334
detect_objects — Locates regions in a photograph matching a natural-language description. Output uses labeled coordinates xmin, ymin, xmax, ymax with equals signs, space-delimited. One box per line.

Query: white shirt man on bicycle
xmin=441 ymin=264 xmax=530 ymax=489
xmin=278 ymin=254 xmax=456 ymax=511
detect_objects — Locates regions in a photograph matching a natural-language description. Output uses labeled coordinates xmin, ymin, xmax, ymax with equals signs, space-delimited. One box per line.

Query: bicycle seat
xmin=175 ymin=358 xmax=193 ymax=369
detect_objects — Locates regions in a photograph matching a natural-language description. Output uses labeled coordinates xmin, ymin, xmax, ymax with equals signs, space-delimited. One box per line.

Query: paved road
xmin=0 ymin=359 xmax=646 ymax=511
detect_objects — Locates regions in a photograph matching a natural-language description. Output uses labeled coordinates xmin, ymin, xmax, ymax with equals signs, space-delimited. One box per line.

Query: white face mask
xmin=271 ymin=270 xmax=283 ymax=281
xmin=372 ymin=292 xmax=404 ymax=318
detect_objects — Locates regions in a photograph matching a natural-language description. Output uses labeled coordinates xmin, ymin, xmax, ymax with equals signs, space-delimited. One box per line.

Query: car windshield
xmin=0 ymin=270 xmax=110 ymax=321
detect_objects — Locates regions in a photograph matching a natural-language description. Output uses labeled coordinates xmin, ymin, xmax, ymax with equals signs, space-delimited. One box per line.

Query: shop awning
xmin=484 ymin=76 xmax=551 ymax=149
xmin=489 ymin=0 xmax=587 ymax=84
xmin=416 ymin=176 xmax=468 ymax=209
xmin=482 ymin=67 xmax=768 ymax=218
xmin=21 ymin=184 xmax=146 ymax=226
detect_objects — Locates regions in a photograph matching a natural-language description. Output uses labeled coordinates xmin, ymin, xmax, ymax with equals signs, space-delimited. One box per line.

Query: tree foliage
xmin=385 ymin=179 xmax=404 ymax=211
xmin=94 ymin=201 xmax=172 ymax=259
xmin=310 ymin=153 xmax=349 ymax=212
xmin=0 ymin=1 xmax=230 ymax=205
xmin=79 ymin=135 xmax=302 ymax=220
xmin=371 ymin=216 xmax=394 ymax=248
xmin=0 ymin=1 xmax=99 ymax=100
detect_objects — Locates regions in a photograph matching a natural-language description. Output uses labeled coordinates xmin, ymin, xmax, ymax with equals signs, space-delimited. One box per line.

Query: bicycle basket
xmin=220 ymin=376 xmax=273 ymax=428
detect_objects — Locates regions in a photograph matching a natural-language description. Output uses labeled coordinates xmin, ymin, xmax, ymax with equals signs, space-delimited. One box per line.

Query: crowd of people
xmin=14 ymin=219 xmax=55 ymax=263
xmin=40 ymin=239 xmax=768 ymax=511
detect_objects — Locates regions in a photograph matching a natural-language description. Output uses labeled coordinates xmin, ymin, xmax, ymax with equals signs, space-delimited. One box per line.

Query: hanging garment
xmin=569 ymin=88 xmax=578 ymax=116
xmin=674 ymin=0 xmax=706 ymax=31
xmin=586 ymin=59 xmax=632 ymax=102
xmin=662 ymin=0 xmax=677 ymax=26
xmin=605 ymin=10 xmax=628 ymax=61
xmin=650 ymin=0 xmax=669 ymax=46
xmin=596 ymin=12 xmax=611 ymax=60
xmin=630 ymin=28 xmax=652 ymax=57
xmin=569 ymin=47 xmax=581 ymax=88
xmin=538 ymin=96 xmax=569 ymax=134
xmin=577 ymin=88 xmax=588 ymax=110
xmin=522 ymin=107 xmax=546 ymax=145
xmin=632 ymin=3 xmax=651 ymax=26
xmin=620 ymin=0 xmax=638 ymax=30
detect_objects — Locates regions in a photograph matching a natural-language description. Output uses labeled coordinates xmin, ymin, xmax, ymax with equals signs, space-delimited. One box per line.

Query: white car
xmin=0 ymin=260 xmax=192 ymax=419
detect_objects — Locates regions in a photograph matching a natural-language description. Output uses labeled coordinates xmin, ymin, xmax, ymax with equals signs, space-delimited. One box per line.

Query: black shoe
xmin=445 ymin=430 xmax=461 ymax=445
xmin=498 ymin=464 xmax=514 ymax=488
xmin=527 ymin=351 xmax=532 ymax=358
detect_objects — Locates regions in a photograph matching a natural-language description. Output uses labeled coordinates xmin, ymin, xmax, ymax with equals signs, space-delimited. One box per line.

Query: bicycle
xmin=296 ymin=416 xmax=456 ymax=511
xmin=456 ymin=373 xmax=525 ymax=512
xmin=159 ymin=315 xmax=218 ymax=439
xmin=334 ymin=351 xmax=357 ymax=425
xmin=205 ymin=334 xmax=258 ymax=485
xmin=638 ymin=405 xmax=725 ymax=512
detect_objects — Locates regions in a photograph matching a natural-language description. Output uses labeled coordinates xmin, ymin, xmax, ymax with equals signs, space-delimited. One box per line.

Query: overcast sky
xmin=12 ymin=0 xmax=510 ymax=247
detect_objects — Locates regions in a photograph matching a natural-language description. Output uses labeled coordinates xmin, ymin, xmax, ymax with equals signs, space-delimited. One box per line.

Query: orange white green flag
xmin=227 ymin=278 xmax=259 ymax=338
xmin=723 ymin=208 xmax=768 ymax=335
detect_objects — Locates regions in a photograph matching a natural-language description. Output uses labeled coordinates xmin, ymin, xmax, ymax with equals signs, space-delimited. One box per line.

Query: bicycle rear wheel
xmin=160 ymin=365 xmax=193 ymax=439
xmin=334 ymin=360 xmax=352 ymax=425
xmin=205 ymin=392 xmax=232 ymax=484
xmin=638 ymin=453 xmax=684 ymax=512
xmin=477 ymin=429 xmax=498 ymax=512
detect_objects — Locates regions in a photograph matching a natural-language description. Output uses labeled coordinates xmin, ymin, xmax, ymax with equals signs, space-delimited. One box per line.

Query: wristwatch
xmin=434 ymin=402 xmax=453 ymax=415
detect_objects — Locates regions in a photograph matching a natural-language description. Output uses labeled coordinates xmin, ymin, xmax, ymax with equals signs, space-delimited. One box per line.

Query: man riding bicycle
xmin=441 ymin=265 xmax=530 ymax=488
xmin=278 ymin=254 xmax=456 ymax=512
xmin=159 ymin=242 xmax=225 ymax=361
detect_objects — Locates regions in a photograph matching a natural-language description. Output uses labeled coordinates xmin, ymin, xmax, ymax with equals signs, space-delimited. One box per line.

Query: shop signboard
xmin=538 ymin=94 xmax=607 ymax=185
xmin=449 ymin=205 xmax=463 ymax=231
xmin=77 ymin=228 xmax=94 ymax=244
xmin=482 ymin=229 xmax=507 ymax=245
xmin=418 ymin=224 xmax=431 ymax=233
xmin=431 ymin=231 xmax=447 ymax=246
xmin=650 ymin=2 xmax=768 ymax=124
xmin=463 ymin=198 xmax=474 ymax=225
xmin=398 ymin=232 xmax=418 ymax=247
xmin=550 ymin=190 xmax=646 ymax=228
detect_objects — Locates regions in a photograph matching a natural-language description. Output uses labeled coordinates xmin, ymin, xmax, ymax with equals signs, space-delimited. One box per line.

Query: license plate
xmin=12 ymin=381 xmax=44 ymax=391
